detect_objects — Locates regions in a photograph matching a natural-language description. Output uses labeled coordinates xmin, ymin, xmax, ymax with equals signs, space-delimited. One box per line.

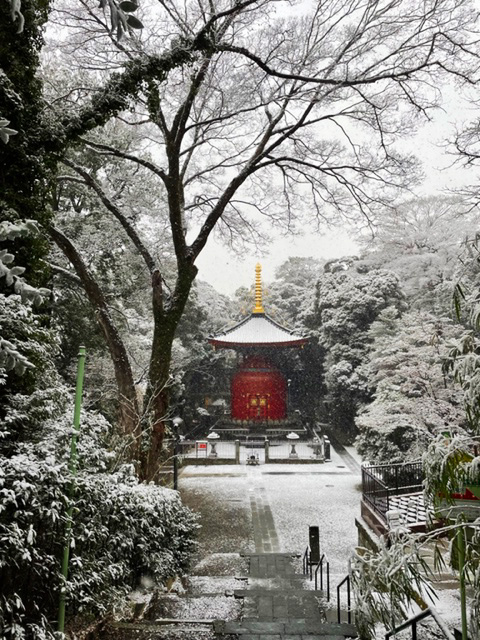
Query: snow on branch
xmin=0 ymin=221 xmax=50 ymax=304
xmin=0 ymin=337 xmax=33 ymax=375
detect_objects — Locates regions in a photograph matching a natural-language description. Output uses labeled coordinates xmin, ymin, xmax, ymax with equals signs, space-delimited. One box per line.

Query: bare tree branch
xmin=61 ymin=157 xmax=158 ymax=274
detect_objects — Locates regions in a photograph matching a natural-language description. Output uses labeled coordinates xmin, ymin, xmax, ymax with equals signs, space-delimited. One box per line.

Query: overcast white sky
xmin=196 ymin=229 xmax=358 ymax=295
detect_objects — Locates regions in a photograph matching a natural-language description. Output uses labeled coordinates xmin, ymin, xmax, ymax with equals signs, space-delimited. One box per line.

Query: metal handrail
xmin=302 ymin=546 xmax=311 ymax=578
xmin=385 ymin=606 xmax=455 ymax=640
xmin=304 ymin=537 xmax=352 ymax=627
xmin=362 ymin=460 xmax=424 ymax=523
xmin=362 ymin=461 xmax=423 ymax=491
xmin=313 ymin=553 xmax=330 ymax=601
xmin=362 ymin=469 xmax=390 ymax=489
xmin=363 ymin=459 xmax=423 ymax=470
xmin=337 ymin=574 xmax=352 ymax=624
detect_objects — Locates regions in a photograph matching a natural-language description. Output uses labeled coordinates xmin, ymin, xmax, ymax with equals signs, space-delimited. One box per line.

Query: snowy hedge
xmin=0 ymin=413 xmax=198 ymax=639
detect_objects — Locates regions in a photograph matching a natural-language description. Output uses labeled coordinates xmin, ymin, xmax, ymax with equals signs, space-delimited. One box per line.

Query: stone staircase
xmin=107 ymin=551 xmax=357 ymax=639
xmin=216 ymin=552 xmax=357 ymax=639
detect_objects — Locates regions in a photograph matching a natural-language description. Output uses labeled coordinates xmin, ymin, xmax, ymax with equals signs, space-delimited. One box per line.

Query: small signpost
xmin=196 ymin=441 xmax=208 ymax=457
xmin=309 ymin=526 xmax=320 ymax=564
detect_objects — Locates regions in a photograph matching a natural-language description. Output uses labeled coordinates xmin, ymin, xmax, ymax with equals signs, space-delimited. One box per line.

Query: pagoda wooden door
xmin=247 ymin=394 xmax=269 ymax=420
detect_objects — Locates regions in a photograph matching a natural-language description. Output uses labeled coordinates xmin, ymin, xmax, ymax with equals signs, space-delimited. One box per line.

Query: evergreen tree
xmin=355 ymin=309 xmax=465 ymax=462
xmin=301 ymin=262 xmax=406 ymax=439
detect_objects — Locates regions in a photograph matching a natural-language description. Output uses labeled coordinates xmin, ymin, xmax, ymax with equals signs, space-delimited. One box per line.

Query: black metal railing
xmin=303 ymin=546 xmax=312 ymax=580
xmin=303 ymin=546 xmax=331 ymax=601
xmin=385 ymin=607 xmax=455 ymax=640
xmin=337 ymin=574 xmax=352 ymax=624
xmin=362 ymin=467 xmax=390 ymax=518
xmin=313 ymin=553 xmax=330 ymax=600
xmin=362 ymin=461 xmax=423 ymax=522
xmin=304 ymin=542 xmax=352 ymax=624
xmin=369 ymin=460 xmax=423 ymax=491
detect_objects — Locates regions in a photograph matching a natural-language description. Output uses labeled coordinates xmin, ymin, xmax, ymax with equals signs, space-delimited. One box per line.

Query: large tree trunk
xmin=142 ymin=265 xmax=197 ymax=481
xmin=49 ymin=226 xmax=141 ymax=442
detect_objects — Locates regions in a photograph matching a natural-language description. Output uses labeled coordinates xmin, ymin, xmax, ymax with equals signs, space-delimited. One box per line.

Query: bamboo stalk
xmin=457 ymin=524 xmax=468 ymax=640
xmin=58 ymin=346 xmax=86 ymax=635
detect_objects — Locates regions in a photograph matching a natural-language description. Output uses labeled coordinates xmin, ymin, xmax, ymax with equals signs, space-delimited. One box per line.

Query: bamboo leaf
xmin=119 ymin=1 xmax=138 ymax=12
xmin=126 ymin=14 xmax=143 ymax=28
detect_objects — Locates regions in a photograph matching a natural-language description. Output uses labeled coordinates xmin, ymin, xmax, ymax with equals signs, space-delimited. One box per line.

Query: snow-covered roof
xmin=209 ymin=313 xmax=307 ymax=348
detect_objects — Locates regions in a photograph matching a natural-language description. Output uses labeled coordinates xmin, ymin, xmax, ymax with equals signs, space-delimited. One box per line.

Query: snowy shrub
xmin=0 ymin=118 xmax=17 ymax=144
xmin=68 ymin=468 xmax=198 ymax=613
xmin=423 ymin=433 xmax=480 ymax=509
xmin=421 ymin=435 xmax=480 ymax=638
xmin=0 ymin=452 xmax=68 ymax=639
xmin=0 ymin=221 xmax=50 ymax=305
xmin=352 ymin=515 xmax=480 ymax=639
xmin=444 ymin=329 xmax=480 ymax=433
xmin=0 ymin=411 xmax=199 ymax=639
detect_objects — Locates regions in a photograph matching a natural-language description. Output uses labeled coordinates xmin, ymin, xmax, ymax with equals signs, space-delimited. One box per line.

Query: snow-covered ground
xmin=180 ymin=443 xmax=360 ymax=585
xmin=261 ymin=465 xmax=360 ymax=585
xmin=179 ymin=445 xmax=468 ymax=638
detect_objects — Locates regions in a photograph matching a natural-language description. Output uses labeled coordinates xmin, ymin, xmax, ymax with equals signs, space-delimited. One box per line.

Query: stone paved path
xmin=248 ymin=467 xmax=280 ymax=553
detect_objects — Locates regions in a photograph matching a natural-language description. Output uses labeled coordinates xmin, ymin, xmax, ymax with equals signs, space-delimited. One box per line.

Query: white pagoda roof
xmin=209 ymin=263 xmax=308 ymax=348
xmin=209 ymin=313 xmax=307 ymax=348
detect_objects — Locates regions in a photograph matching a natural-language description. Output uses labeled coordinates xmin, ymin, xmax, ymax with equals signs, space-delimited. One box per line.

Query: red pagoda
xmin=209 ymin=264 xmax=307 ymax=435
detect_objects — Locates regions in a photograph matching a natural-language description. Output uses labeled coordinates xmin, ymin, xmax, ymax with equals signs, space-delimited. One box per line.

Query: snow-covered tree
xmin=0 ymin=223 xmax=199 ymax=638
xmin=267 ymin=257 xmax=324 ymax=325
xmin=356 ymin=309 xmax=465 ymax=462
xmin=359 ymin=197 xmax=479 ymax=315
xmin=36 ymin=0 xmax=480 ymax=477
xmin=300 ymin=264 xmax=405 ymax=437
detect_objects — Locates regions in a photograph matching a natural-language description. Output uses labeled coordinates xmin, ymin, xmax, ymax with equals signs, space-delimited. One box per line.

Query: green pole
xmin=457 ymin=524 xmax=468 ymax=640
xmin=58 ymin=346 xmax=86 ymax=635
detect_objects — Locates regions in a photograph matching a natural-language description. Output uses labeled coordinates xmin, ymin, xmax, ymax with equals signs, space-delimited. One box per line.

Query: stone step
xmin=234 ymin=589 xmax=327 ymax=597
xmin=325 ymin=608 xmax=354 ymax=625
xmin=241 ymin=553 xmax=302 ymax=557
xmin=111 ymin=622 xmax=225 ymax=640
xmin=192 ymin=552 xmax=248 ymax=577
xmin=148 ymin=591 xmax=237 ymax=599
xmin=115 ymin=620 xmax=214 ymax=628
xmin=186 ymin=575 xmax=247 ymax=594
xmin=145 ymin=592 xmax=241 ymax=623
xmin=214 ymin=619 xmax=358 ymax=637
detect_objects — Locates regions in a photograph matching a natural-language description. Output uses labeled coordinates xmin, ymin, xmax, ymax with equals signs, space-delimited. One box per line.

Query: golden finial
xmin=253 ymin=262 xmax=264 ymax=313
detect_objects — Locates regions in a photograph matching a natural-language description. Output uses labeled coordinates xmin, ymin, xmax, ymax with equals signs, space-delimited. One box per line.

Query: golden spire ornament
xmin=253 ymin=262 xmax=264 ymax=314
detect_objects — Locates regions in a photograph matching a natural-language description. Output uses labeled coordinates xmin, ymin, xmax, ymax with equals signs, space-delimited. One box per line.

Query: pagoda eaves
xmin=209 ymin=312 xmax=307 ymax=349
xmin=209 ymin=263 xmax=306 ymax=349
